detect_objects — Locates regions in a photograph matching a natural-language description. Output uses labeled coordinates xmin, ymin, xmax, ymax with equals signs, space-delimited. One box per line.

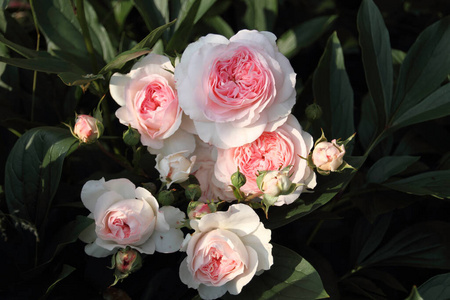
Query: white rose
xmin=155 ymin=151 xmax=196 ymax=188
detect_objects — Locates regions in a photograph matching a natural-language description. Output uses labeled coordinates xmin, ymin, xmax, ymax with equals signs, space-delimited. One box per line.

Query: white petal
xmin=240 ymin=223 xmax=273 ymax=272
xmin=179 ymin=257 xmax=200 ymax=288
xmin=84 ymin=239 xmax=117 ymax=258
xmin=226 ymin=246 xmax=258 ymax=295
xmin=198 ymin=284 xmax=228 ymax=300
xmin=109 ymin=73 xmax=130 ymax=107
xmin=152 ymin=228 xmax=184 ymax=253
xmin=160 ymin=206 xmax=186 ymax=228
xmin=80 ymin=178 xmax=106 ymax=213
xmin=197 ymin=204 xmax=259 ymax=236
xmin=92 ymin=190 xmax=124 ymax=221
xmin=134 ymin=236 xmax=156 ymax=254
xmin=103 ymin=178 xmax=136 ymax=200
xmin=147 ymin=129 xmax=196 ymax=157
xmin=78 ymin=220 xmax=96 ymax=243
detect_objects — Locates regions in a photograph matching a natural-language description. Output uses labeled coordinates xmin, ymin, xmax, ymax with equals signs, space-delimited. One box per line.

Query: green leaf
xmin=357 ymin=0 xmax=393 ymax=129
xmin=202 ymin=15 xmax=235 ymax=38
xmin=112 ymin=0 xmax=134 ymax=30
xmin=405 ymin=286 xmax=424 ymax=300
xmin=32 ymin=0 xmax=113 ymax=72
xmin=4 ymin=127 xmax=78 ymax=228
xmin=0 ymin=55 xmax=83 ymax=74
xmin=98 ymin=48 xmax=151 ymax=75
xmin=391 ymin=16 xmax=450 ymax=121
xmin=417 ymin=272 xmax=450 ymax=299
xmin=266 ymin=156 xmax=365 ymax=229
xmin=58 ymin=72 xmax=105 ymax=86
xmin=366 ymin=156 xmax=420 ymax=184
xmin=132 ymin=19 xmax=177 ymax=51
xmin=312 ymin=32 xmax=355 ymax=140
xmin=224 ymin=244 xmax=329 ymax=300
xmin=357 ymin=94 xmax=378 ymax=150
xmin=278 ymin=15 xmax=337 ymax=59
xmin=134 ymin=0 xmax=169 ymax=32
xmin=391 ymin=82 xmax=450 ymax=130
xmin=0 ymin=33 xmax=44 ymax=59
xmin=360 ymin=221 xmax=450 ymax=269
xmin=45 ymin=264 xmax=76 ymax=295
xmin=166 ymin=0 xmax=201 ymax=55
xmin=382 ymin=170 xmax=450 ymax=199
xmin=242 ymin=0 xmax=277 ymax=32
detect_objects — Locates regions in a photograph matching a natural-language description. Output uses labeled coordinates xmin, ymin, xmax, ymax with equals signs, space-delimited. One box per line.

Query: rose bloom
xmin=312 ymin=139 xmax=346 ymax=172
xmin=179 ymin=204 xmax=273 ymax=299
xmin=73 ymin=114 xmax=101 ymax=143
xmin=259 ymin=170 xmax=292 ymax=197
xmin=79 ymin=178 xmax=185 ymax=257
xmin=155 ymin=151 xmax=196 ymax=188
xmin=175 ymin=29 xmax=296 ymax=149
xmin=214 ymin=115 xmax=316 ymax=206
xmin=110 ymin=53 xmax=182 ymax=149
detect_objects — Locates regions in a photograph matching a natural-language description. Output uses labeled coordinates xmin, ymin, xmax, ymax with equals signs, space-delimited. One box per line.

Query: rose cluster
xmin=79 ymin=29 xmax=349 ymax=299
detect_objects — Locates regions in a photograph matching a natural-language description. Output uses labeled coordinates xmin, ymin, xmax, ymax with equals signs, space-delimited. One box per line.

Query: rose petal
xmin=78 ymin=220 xmax=96 ymax=243
xmin=84 ymin=238 xmax=117 ymax=258
xmin=160 ymin=206 xmax=185 ymax=228
xmin=240 ymin=223 xmax=273 ymax=272
xmin=109 ymin=73 xmax=130 ymax=106
xmin=103 ymin=178 xmax=136 ymax=200
xmin=198 ymin=284 xmax=228 ymax=300
xmin=80 ymin=178 xmax=106 ymax=213
xmin=151 ymin=227 xmax=184 ymax=253
xmin=226 ymin=246 xmax=258 ymax=295
xmin=179 ymin=257 xmax=200 ymax=289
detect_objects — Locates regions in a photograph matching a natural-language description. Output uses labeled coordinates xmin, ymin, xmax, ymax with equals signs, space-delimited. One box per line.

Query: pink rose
xmin=79 ymin=178 xmax=185 ymax=257
xmin=312 ymin=139 xmax=346 ymax=172
xmin=214 ymin=115 xmax=316 ymax=206
xmin=110 ymin=54 xmax=182 ymax=149
xmin=175 ymin=30 xmax=296 ymax=149
xmin=259 ymin=169 xmax=292 ymax=197
xmin=179 ymin=204 xmax=273 ymax=299
xmin=155 ymin=151 xmax=196 ymax=188
xmin=73 ymin=114 xmax=102 ymax=144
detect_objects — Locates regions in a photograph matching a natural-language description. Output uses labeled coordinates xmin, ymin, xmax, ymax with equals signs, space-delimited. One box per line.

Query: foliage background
xmin=1 ymin=0 xmax=450 ymax=299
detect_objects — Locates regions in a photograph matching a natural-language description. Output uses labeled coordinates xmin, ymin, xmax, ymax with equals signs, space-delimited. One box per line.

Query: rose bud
xmin=73 ymin=114 xmax=103 ymax=144
xmin=258 ymin=170 xmax=292 ymax=197
xmin=187 ymin=201 xmax=216 ymax=220
xmin=312 ymin=139 xmax=345 ymax=173
xmin=155 ymin=151 xmax=196 ymax=188
xmin=113 ymin=247 xmax=142 ymax=274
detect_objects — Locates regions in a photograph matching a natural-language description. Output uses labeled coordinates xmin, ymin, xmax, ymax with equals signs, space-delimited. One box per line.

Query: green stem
xmin=29 ymin=0 xmax=40 ymax=122
xmin=76 ymin=0 xmax=99 ymax=73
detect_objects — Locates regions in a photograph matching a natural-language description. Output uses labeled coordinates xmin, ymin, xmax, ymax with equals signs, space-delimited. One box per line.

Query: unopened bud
xmin=157 ymin=190 xmax=175 ymax=206
xmin=185 ymin=184 xmax=202 ymax=201
xmin=305 ymin=103 xmax=323 ymax=121
xmin=231 ymin=168 xmax=246 ymax=189
xmin=187 ymin=201 xmax=214 ymax=220
xmin=73 ymin=114 xmax=103 ymax=144
xmin=123 ymin=126 xmax=140 ymax=146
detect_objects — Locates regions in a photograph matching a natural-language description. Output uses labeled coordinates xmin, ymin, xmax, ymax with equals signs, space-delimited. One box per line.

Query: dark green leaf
xmin=45 ymin=264 xmax=76 ymax=295
xmin=383 ymin=170 xmax=450 ymax=199
xmin=360 ymin=221 xmax=450 ymax=269
xmin=357 ymin=94 xmax=378 ymax=150
xmin=166 ymin=0 xmax=201 ymax=54
xmin=357 ymin=0 xmax=393 ymax=129
xmin=58 ymin=72 xmax=105 ymax=86
xmin=405 ymin=286 xmax=423 ymax=300
xmin=134 ymin=0 xmax=169 ymax=32
xmin=4 ymin=127 xmax=78 ymax=228
xmin=242 ymin=0 xmax=277 ymax=32
xmin=133 ymin=19 xmax=177 ymax=51
xmin=224 ymin=244 xmax=329 ymax=300
xmin=98 ymin=48 xmax=151 ymax=74
xmin=202 ymin=15 xmax=235 ymax=38
xmin=0 ymin=33 xmax=44 ymax=59
xmin=278 ymin=15 xmax=337 ymax=59
xmin=193 ymin=0 xmax=218 ymax=24
xmin=391 ymin=16 xmax=450 ymax=120
xmin=112 ymin=0 xmax=134 ymax=30
xmin=0 ymin=55 xmax=83 ymax=74
xmin=266 ymin=156 xmax=365 ymax=229
xmin=391 ymin=82 xmax=450 ymax=130
xmin=312 ymin=32 xmax=355 ymax=140
xmin=366 ymin=156 xmax=420 ymax=184
xmin=417 ymin=272 xmax=450 ymax=299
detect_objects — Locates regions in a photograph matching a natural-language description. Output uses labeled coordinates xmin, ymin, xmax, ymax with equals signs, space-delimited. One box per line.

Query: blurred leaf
xmin=134 ymin=0 xmax=169 ymax=32
xmin=112 ymin=0 xmax=134 ymax=30
xmin=391 ymin=82 xmax=450 ymax=130
xmin=0 ymin=0 xmax=10 ymax=9
xmin=133 ymin=19 xmax=177 ymax=50
xmin=266 ymin=156 xmax=366 ymax=229
xmin=405 ymin=286 xmax=423 ymax=300
xmin=0 ymin=33 xmax=46 ymax=59
xmin=417 ymin=272 xmax=450 ymax=299
xmin=242 ymin=0 xmax=277 ymax=32
xmin=32 ymin=0 xmax=113 ymax=72
xmin=194 ymin=0 xmax=218 ymax=24
xmin=312 ymin=32 xmax=355 ymax=140
xmin=98 ymin=48 xmax=151 ymax=74
xmin=391 ymin=16 xmax=450 ymax=120
xmin=342 ymin=277 xmax=386 ymax=299
xmin=166 ymin=0 xmax=201 ymax=54
xmin=357 ymin=0 xmax=393 ymax=129
xmin=45 ymin=264 xmax=76 ymax=295
xmin=357 ymin=94 xmax=377 ymax=150
xmin=4 ymin=127 xmax=78 ymax=228
xmin=202 ymin=15 xmax=234 ymax=38
xmin=358 ymin=268 xmax=407 ymax=293
xmin=278 ymin=15 xmax=337 ymax=59
xmin=224 ymin=244 xmax=329 ymax=300
xmin=382 ymin=170 xmax=450 ymax=199
xmin=355 ymin=213 xmax=392 ymax=265
xmin=366 ymin=156 xmax=420 ymax=184
xmin=391 ymin=49 xmax=406 ymax=65
xmin=0 ymin=55 xmax=83 ymax=74
xmin=58 ymin=72 xmax=105 ymax=86
xmin=360 ymin=221 xmax=450 ymax=269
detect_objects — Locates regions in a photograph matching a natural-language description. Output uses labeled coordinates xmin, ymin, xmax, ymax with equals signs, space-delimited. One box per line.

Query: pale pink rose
xmin=312 ymin=139 xmax=346 ymax=172
xmin=79 ymin=178 xmax=185 ymax=257
xmin=215 ymin=115 xmax=316 ymax=206
xmin=155 ymin=151 xmax=196 ymax=188
xmin=110 ymin=54 xmax=182 ymax=149
xmin=175 ymin=29 xmax=296 ymax=149
xmin=73 ymin=114 xmax=102 ymax=143
xmin=179 ymin=204 xmax=273 ymax=299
